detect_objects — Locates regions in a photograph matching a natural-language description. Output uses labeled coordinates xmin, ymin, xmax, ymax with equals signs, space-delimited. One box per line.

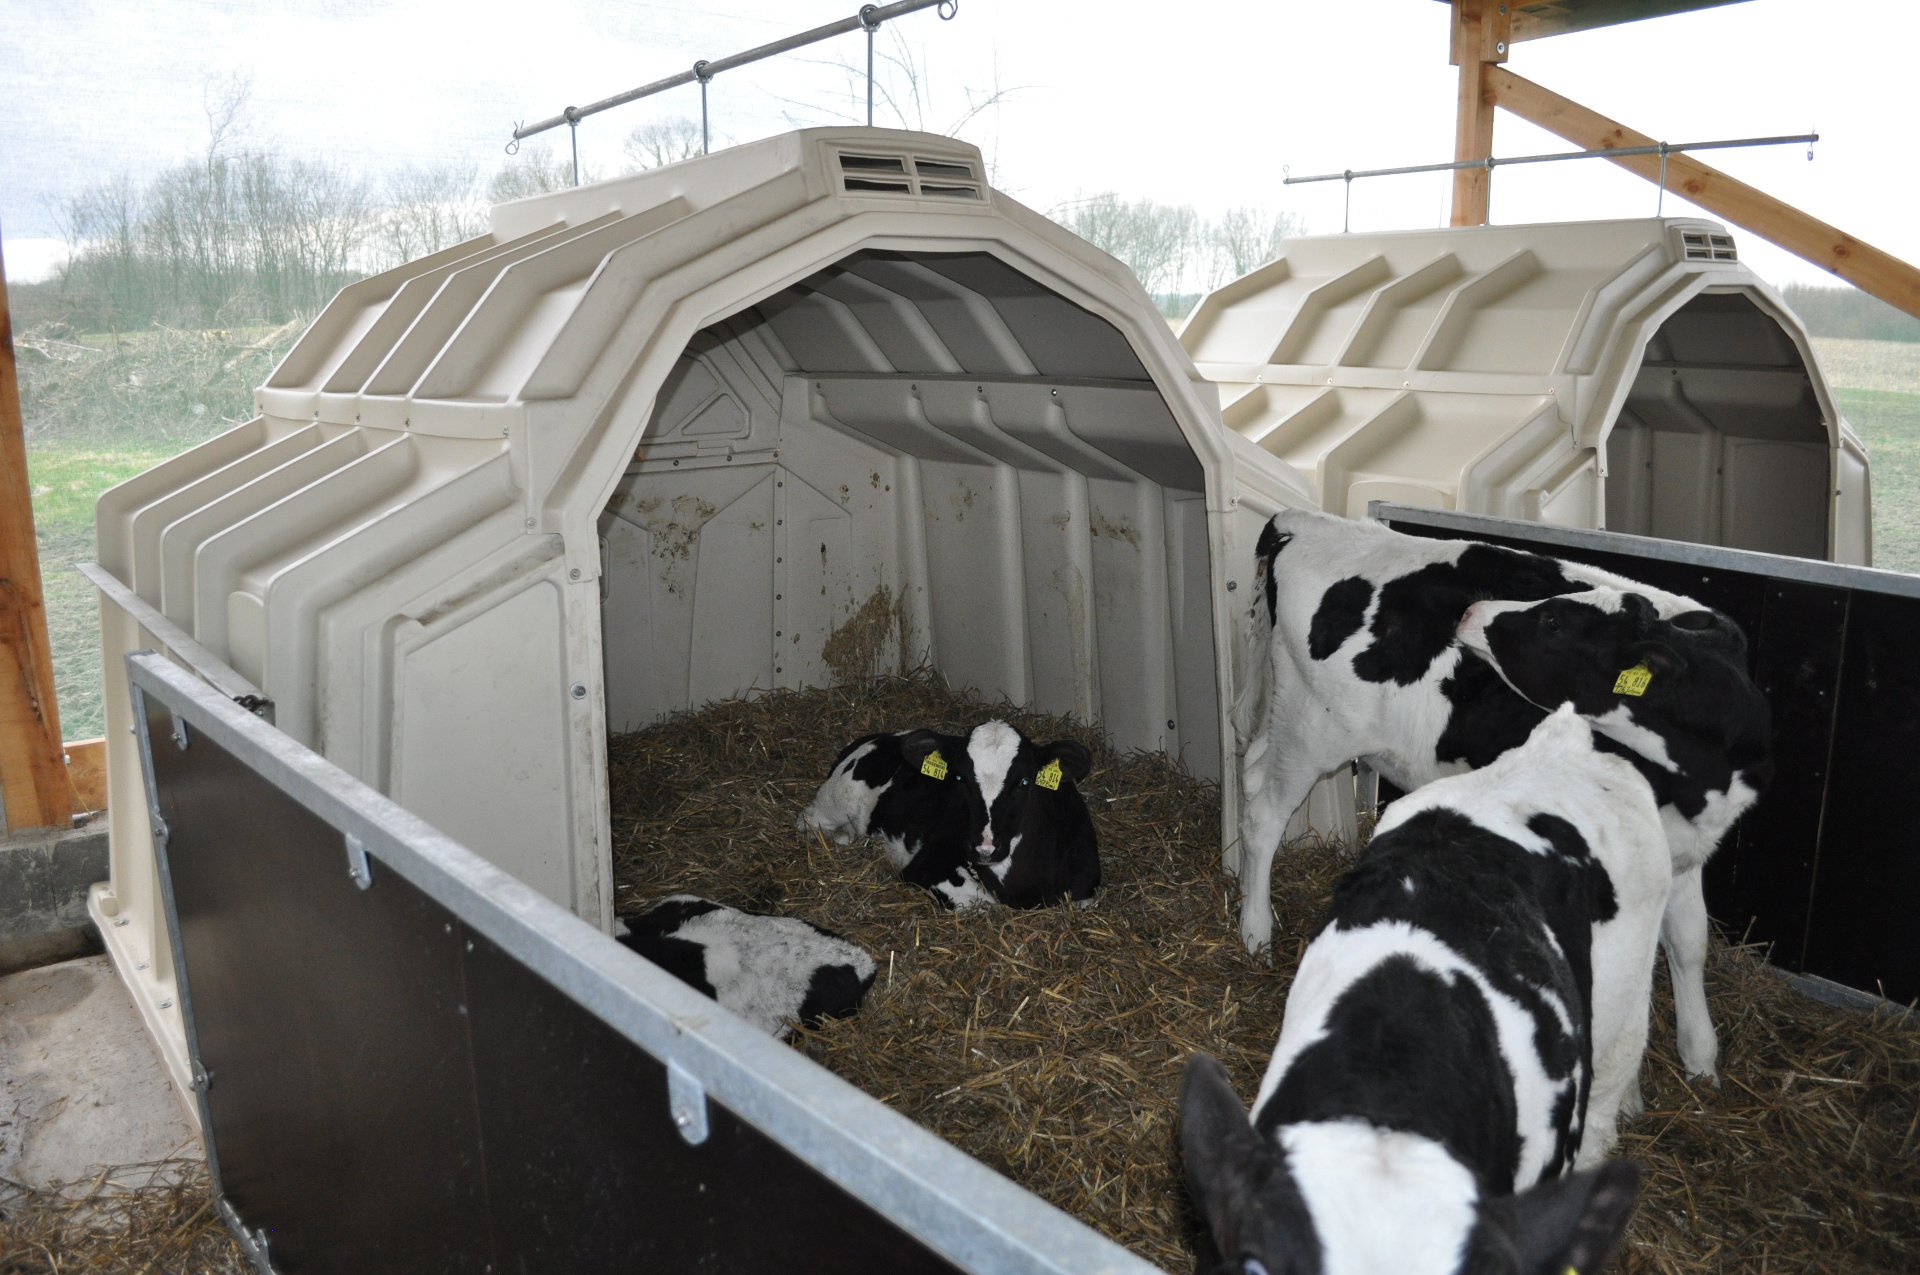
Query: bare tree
xmin=1207 ymin=206 xmax=1306 ymax=288
xmin=1056 ymin=193 xmax=1201 ymax=297
xmin=623 ymin=118 xmax=704 ymax=171
xmin=53 ymin=73 xmax=378 ymax=329
xmin=488 ymin=139 xmax=592 ymax=202
xmin=382 ymin=164 xmax=487 ymax=265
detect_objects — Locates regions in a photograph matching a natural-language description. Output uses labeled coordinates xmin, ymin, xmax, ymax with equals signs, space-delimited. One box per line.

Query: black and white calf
xmin=614 ymin=895 xmax=876 ymax=1039
xmin=1183 ymin=707 xmax=1667 ymax=1275
xmin=1235 ymin=506 xmax=1771 ymax=1078
xmin=797 ymin=721 xmax=1100 ymax=910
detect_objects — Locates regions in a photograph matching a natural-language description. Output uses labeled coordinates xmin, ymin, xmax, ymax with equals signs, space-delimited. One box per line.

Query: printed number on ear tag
xmin=1035 ymin=759 xmax=1063 ymax=791
xmin=1613 ymin=662 xmax=1653 ymax=696
xmin=920 ymin=750 xmax=949 ymax=780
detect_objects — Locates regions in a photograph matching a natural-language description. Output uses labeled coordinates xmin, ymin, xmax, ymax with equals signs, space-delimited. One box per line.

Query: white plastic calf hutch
xmin=1182 ymin=217 xmax=1872 ymax=566
xmin=86 ymin=127 xmax=1322 ymax=1101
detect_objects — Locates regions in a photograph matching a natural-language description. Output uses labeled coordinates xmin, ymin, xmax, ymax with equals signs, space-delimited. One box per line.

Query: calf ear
xmin=1510 ymin=1159 xmax=1642 ymax=1275
xmin=896 ymin=730 xmax=945 ymax=767
xmin=1625 ymin=641 xmax=1687 ymax=678
xmin=1179 ymin=1055 xmax=1268 ymax=1259
xmin=1043 ymin=740 xmax=1093 ymax=781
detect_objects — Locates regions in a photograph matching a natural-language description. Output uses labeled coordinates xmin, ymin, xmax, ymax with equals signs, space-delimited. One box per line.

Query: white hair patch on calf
xmin=1281 ymin=1121 xmax=1479 ymax=1275
xmin=796 ymin=738 xmax=890 ymax=844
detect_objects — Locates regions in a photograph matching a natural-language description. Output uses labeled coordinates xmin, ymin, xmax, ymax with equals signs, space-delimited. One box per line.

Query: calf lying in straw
xmin=798 ymin=721 xmax=1099 ymax=909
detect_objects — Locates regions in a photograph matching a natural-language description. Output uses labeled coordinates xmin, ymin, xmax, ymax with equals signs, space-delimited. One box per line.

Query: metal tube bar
xmin=1284 ymin=132 xmax=1818 ymax=186
xmin=865 ymin=6 xmax=877 ymax=127
xmin=512 ymin=0 xmax=947 ymax=142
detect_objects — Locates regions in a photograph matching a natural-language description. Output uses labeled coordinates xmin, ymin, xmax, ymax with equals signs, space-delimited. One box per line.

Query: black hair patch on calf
xmin=618 ymin=932 xmax=719 ymax=1001
xmin=1434 ymin=650 xmax=1550 ymax=769
xmin=1255 ymin=520 xmax=1292 ymax=630
xmin=797 ymin=960 xmax=878 ymax=1028
xmin=1308 ymin=577 xmax=1374 ymax=661
xmin=1353 ymin=545 xmax=1582 ymax=686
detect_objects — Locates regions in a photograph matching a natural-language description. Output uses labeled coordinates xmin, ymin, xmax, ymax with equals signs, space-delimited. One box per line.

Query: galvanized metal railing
xmin=512 ymin=0 xmax=960 ymax=185
xmin=1288 ymin=131 xmax=1819 ymax=231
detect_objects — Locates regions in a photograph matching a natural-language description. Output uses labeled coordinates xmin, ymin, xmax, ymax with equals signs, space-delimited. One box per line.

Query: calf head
xmin=1456 ymin=590 xmax=1770 ymax=782
xmin=1180 ymin=1054 xmax=1642 ymax=1275
xmin=963 ymin=721 xmax=1093 ymax=865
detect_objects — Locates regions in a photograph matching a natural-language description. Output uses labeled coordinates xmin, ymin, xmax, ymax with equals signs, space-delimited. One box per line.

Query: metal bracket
xmin=151 ymin=817 xmax=170 ymax=845
xmin=193 ymin=1061 xmax=214 ymax=1091
xmin=345 ymin=833 xmax=373 ymax=890
xmin=171 ymin=713 xmax=191 ymax=750
xmin=667 ymin=1059 xmax=709 ymax=1145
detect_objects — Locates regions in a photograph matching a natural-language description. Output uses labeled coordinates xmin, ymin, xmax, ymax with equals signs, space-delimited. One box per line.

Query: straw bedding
xmin=610 ymin=672 xmax=1920 ymax=1274
xmin=0 ymin=1160 xmax=245 ymax=1273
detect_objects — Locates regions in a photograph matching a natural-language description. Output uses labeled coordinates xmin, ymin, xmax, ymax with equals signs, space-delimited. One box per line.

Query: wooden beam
xmin=0 ymin=235 xmax=75 ymax=833
xmin=65 ymin=736 xmax=107 ymax=814
xmin=1449 ymin=1 xmax=1509 ymax=226
xmin=1488 ymin=67 xmax=1920 ymax=320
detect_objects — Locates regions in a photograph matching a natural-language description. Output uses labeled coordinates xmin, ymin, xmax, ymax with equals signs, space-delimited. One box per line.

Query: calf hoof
xmin=1678 ymin=1034 xmax=1720 ymax=1085
xmin=1073 ymin=896 xmax=1098 ymax=911
xmin=1621 ymin=1081 xmax=1646 ymax=1120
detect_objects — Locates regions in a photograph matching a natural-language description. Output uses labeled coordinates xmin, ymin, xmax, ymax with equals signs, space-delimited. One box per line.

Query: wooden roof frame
xmin=1441 ymin=0 xmax=1920 ymax=320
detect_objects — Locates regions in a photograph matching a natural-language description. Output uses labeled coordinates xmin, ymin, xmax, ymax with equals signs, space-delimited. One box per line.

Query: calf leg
xmin=1663 ymin=863 xmax=1719 ymax=1081
xmin=1578 ymin=978 xmax=1655 ymax=1170
xmin=1237 ymin=734 xmax=1328 ymax=957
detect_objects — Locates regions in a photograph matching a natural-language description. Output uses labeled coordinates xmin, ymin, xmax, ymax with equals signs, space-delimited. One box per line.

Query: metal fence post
xmin=862 ymin=4 xmax=880 ymax=126
xmin=695 ymin=61 xmax=712 ymax=155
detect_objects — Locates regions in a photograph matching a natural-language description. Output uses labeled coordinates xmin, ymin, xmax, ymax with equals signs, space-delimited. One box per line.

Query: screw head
xmin=1227 ymin=580 xmax=1238 ymax=591
xmin=571 ymin=683 xmax=588 ymax=700
xmin=570 ymin=568 xmax=581 ymax=580
xmin=1496 ymin=40 xmax=1507 ymax=54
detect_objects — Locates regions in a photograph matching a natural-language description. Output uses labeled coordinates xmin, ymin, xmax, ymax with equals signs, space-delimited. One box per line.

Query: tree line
xmin=37 ymin=90 xmax=1297 ymax=334
xmin=40 ymin=103 xmax=706 ymax=335
xmin=1054 ymin=195 xmax=1304 ymax=318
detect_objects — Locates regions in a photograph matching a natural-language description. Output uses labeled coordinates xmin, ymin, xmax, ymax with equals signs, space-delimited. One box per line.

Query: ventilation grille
xmin=836 ymin=151 xmax=983 ymax=200
xmin=1681 ymin=230 xmax=1737 ymax=262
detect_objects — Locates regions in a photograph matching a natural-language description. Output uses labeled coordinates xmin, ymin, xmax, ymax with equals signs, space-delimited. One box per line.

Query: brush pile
xmin=609 ymin=672 xmax=1920 ymax=1274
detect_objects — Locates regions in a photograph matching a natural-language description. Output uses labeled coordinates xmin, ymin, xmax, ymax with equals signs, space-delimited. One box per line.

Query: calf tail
xmin=1230 ymin=518 xmax=1291 ymax=747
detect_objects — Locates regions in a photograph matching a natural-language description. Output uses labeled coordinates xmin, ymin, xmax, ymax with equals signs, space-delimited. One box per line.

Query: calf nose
xmin=974 ymin=829 xmax=995 ymax=861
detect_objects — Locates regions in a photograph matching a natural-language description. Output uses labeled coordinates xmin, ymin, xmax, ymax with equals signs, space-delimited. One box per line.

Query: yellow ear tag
xmin=1035 ymin=759 xmax=1063 ymax=791
xmin=1613 ymin=662 xmax=1653 ymax=696
xmin=920 ymin=750 xmax=948 ymax=780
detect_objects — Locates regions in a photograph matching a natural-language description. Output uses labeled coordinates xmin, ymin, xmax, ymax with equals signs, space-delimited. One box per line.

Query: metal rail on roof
xmin=1287 ymin=131 xmax=1818 ymax=230
xmin=511 ymin=0 xmax=959 ymax=184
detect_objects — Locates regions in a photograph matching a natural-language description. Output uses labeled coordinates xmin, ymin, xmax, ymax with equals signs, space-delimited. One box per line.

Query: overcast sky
xmin=4 ymin=0 xmax=1916 ymax=290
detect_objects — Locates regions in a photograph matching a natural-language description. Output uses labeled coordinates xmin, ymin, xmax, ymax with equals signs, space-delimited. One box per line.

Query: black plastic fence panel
xmin=1372 ymin=503 xmax=1920 ymax=1007
xmin=125 ymin=652 xmax=1149 ymax=1275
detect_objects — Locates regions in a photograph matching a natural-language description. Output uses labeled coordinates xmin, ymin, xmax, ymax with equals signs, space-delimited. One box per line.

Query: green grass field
xmin=1836 ymin=387 xmax=1920 ymax=572
xmin=28 ymin=445 xmax=182 ymax=739
xmin=19 ymin=324 xmax=292 ymax=740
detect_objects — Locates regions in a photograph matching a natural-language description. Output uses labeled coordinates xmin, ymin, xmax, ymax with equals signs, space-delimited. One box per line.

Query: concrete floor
xmin=0 ymin=954 xmax=202 ymax=1188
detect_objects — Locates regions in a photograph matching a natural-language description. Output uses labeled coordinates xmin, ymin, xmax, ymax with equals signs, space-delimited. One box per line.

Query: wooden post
xmin=1488 ymin=66 xmax=1920 ymax=321
xmin=0 ymin=236 xmax=74 ymax=833
xmin=1449 ymin=0 xmax=1510 ymax=226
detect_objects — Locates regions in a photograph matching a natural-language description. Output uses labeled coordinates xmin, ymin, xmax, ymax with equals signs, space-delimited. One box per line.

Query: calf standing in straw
xmin=1183 ymin=707 xmax=1668 ymax=1274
